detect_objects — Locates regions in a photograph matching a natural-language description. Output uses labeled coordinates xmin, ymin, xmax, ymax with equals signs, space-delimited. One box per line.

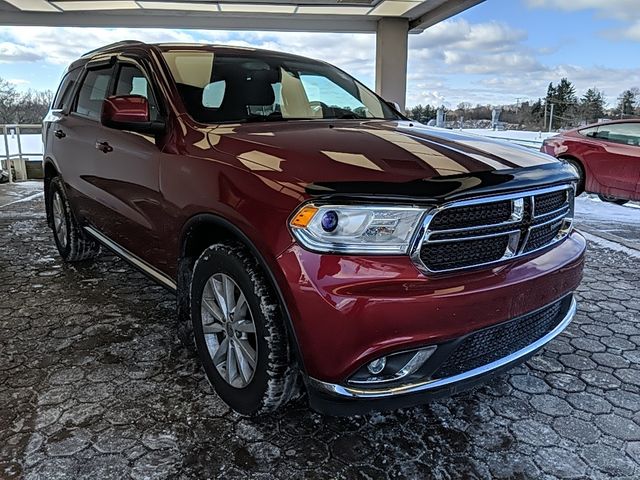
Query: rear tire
xmin=190 ymin=242 xmax=299 ymax=415
xmin=47 ymin=177 xmax=101 ymax=262
xmin=598 ymin=194 xmax=629 ymax=206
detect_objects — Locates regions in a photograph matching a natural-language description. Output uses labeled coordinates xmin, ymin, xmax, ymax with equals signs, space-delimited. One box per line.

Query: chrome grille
xmin=414 ymin=185 xmax=574 ymax=273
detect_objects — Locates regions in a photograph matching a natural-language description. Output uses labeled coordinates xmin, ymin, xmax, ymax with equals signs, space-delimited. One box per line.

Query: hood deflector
xmin=306 ymin=163 xmax=578 ymax=204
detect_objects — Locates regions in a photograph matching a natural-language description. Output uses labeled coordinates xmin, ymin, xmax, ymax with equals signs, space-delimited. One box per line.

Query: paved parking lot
xmin=1 ymin=183 xmax=639 ymax=479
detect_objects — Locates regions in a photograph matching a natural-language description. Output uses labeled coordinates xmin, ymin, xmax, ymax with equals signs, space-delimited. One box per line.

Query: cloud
xmin=0 ymin=41 xmax=43 ymax=63
xmin=0 ymin=16 xmax=637 ymax=109
xmin=6 ymin=78 xmax=29 ymax=85
xmin=526 ymin=0 xmax=640 ymax=20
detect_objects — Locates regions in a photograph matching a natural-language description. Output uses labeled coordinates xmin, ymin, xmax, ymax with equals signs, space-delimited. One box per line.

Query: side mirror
xmin=102 ymin=95 xmax=164 ymax=134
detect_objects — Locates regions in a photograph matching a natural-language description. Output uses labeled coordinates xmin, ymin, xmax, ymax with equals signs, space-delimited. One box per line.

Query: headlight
xmin=289 ymin=204 xmax=426 ymax=254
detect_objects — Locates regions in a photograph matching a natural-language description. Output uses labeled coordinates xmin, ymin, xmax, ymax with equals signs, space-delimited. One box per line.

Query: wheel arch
xmin=177 ymin=212 xmax=307 ymax=375
xmin=43 ymin=158 xmax=59 ymax=227
xmin=558 ymin=154 xmax=587 ymax=193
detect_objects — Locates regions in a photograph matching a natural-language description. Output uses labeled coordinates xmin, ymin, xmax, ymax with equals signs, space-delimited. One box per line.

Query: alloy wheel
xmin=52 ymin=190 xmax=68 ymax=249
xmin=200 ymin=273 xmax=258 ymax=388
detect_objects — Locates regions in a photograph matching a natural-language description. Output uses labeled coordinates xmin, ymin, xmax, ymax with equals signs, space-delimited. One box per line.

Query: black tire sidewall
xmin=48 ymin=178 xmax=72 ymax=259
xmin=564 ymin=158 xmax=585 ymax=195
xmin=598 ymin=194 xmax=629 ymax=205
xmin=190 ymin=246 xmax=272 ymax=415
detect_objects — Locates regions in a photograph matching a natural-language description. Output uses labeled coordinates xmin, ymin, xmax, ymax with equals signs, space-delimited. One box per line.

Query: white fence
xmin=1 ymin=124 xmax=43 ymax=183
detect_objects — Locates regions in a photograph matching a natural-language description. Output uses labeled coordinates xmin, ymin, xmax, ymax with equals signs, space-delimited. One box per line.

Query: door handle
xmin=54 ymin=129 xmax=66 ymax=139
xmin=95 ymin=141 xmax=113 ymax=153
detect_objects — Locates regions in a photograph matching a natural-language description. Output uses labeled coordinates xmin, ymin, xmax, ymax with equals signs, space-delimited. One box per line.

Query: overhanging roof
xmin=0 ymin=0 xmax=484 ymax=33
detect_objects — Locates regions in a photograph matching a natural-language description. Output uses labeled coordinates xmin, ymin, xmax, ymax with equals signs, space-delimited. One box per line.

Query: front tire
xmin=47 ymin=177 xmax=101 ymax=262
xmin=598 ymin=194 xmax=629 ymax=206
xmin=190 ymin=243 xmax=298 ymax=415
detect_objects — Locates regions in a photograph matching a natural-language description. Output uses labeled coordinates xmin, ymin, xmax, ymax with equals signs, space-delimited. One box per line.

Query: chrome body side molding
xmin=84 ymin=226 xmax=177 ymax=291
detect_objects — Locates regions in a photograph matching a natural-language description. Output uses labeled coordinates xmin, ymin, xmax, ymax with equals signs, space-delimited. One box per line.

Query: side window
xmin=114 ymin=64 xmax=160 ymax=121
xmin=597 ymin=123 xmax=640 ymax=146
xmin=53 ymin=69 xmax=80 ymax=111
xmin=74 ymin=67 xmax=113 ymax=121
xmin=579 ymin=126 xmax=599 ymax=138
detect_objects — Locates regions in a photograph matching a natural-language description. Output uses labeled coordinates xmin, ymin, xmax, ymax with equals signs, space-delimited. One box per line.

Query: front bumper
xmin=306 ymin=295 xmax=576 ymax=415
xmin=277 ymin=231 xmax=585 ymax=384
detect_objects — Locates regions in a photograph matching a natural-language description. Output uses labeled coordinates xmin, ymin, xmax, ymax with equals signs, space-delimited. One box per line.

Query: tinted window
xmin=594 ymin=123 xmax=640 ymax=146
xmin=579 ymin=126 xmax=599 ymax=138
xmin=161 ymin=50 xmax=399 ymax=124
xmin=114 ymin=64 xmax=160 ymax=121
xmin=74 ymin=67 xmax=113 ymax=120
xmin=53 ymin=69 xmax=80 ymax=111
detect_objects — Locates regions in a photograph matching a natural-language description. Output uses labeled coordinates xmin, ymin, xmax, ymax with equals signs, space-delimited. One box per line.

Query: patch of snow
xmin=575 ymin=195 xmax=640 ymax=225
xmin=460 ymin=129 xmax=555 ymax=149
xmin=0 ymin=191 xmax=43 ymax=209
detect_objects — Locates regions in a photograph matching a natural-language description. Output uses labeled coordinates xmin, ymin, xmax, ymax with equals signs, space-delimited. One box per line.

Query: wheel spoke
xmin=234 ymin=339 xmax=253 ymax=383
xmin=234 ymin=338 xmax=257 ymax=369
xmin=210 ymin=277 xmax=228 ymax=318
xmin=233 ymin=293 xmax=248 ymax=319
xmin=212 ymin=336 xmax=228 ymax=367
xmin=223 ymin=276 xmax=236 ymax=313
xmin=202 ymin=298 xmax=224 ymax=322
xmin=231 ymin=318 xmax=256 ymax=333
xmin=226 ymin=340 xmax=239 ymax=384
xmin=203 ymin=323 xmax=224 ymax=334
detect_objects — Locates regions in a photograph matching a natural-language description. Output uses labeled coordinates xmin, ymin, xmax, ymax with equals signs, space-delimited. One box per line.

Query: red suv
xmin=541 ymin=119 xmax=640 ymax=205
xmin=43 ymin=41 xmax=585 ymax=415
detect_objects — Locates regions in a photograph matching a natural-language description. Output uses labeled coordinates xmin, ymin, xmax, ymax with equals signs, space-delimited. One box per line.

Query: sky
xmin=0 ymin=0 xmax=639 ymax=108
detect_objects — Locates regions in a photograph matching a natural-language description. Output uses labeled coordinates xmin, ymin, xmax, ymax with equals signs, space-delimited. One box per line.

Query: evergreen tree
xmin=616 ymin=88 xmax=639 ymax=117
xmin=580 ymin=88 xmax=606 ymax=124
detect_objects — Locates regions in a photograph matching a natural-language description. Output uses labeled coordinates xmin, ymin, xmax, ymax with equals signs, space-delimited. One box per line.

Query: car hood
xmin=198 ymin=120 xmax=575 ymax=201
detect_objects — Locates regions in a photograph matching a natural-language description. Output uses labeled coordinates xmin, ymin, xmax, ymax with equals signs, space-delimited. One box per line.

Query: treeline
xmin=0 ymin=77 xmax=54 ymax=124
xmin=407 ymin=78 xmax=640 ymax=131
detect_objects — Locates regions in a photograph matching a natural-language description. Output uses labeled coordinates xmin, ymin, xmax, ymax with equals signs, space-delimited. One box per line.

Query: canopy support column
xmin=375 ymin=17 xmax=409 ymax=111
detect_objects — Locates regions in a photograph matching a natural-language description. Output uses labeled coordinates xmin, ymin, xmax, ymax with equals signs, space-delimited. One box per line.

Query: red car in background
xmin=541 ymin=119 xmax=640 ymax=205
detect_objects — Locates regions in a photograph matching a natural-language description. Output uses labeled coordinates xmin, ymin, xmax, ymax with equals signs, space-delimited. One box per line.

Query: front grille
xmin=416 ymin=185 xmax=574 ymax=273
xmin=434 ymin=296 xmax=572 ymax=379
xmin=535 ymin=190 xmax=567 ymax=216
xmin=524 ymin=218 xmax=565 ymax=253
xmin=420 ymin=236 xmax=509 ymax=271
xmin=429 ymin=200 xmax=512 ymax=230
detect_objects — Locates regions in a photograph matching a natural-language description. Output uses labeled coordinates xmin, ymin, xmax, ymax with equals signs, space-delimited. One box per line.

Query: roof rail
xmin=82 ymin=40 xmax=146 ymax=57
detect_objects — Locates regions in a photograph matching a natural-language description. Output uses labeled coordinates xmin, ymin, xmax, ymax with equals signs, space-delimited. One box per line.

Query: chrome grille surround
xmin=411 ymin=184 xmax=575 ymax=274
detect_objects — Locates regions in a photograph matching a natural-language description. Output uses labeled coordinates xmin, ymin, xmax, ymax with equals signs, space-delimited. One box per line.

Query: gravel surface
xmin=1 ymin=184 xmax=639 ymax=479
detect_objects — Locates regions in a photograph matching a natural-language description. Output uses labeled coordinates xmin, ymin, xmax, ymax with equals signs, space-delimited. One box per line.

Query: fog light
xmin=367 ymin=357 xmax=386 ymax=375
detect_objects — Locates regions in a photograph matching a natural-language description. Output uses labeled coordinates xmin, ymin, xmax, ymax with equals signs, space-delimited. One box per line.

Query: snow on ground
xmin=575 ymin=194 xmax=640 ymax=224
xmin=0 ymin=133 xmax=43 ymax=160
xmin=460 ymin=129 xmax=555 ymax=149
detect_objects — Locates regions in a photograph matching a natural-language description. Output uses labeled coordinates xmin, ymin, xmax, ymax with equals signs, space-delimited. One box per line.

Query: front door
xmin=585 ymin=122 xmax=640 ymax=196
xmin=88 ymin=58 xmax=169 ymax=268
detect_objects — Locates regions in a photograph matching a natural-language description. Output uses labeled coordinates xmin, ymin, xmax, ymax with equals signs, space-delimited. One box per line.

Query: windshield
xmin=161 ymin=49 xmax=401 ymax=124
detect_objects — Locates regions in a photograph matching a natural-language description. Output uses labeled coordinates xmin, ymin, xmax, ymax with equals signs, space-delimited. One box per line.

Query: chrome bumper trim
xmin=309 ymin=297 xmax=577 ymax=399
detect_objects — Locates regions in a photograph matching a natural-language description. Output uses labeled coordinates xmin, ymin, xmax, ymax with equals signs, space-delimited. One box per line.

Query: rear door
xmin=583 ymin=123 xmax=640 ymax=196
xmin=88 ymin=56 xmax=169 ymax=267
xmin=51 ymin=61 xmax=115 ymax=223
